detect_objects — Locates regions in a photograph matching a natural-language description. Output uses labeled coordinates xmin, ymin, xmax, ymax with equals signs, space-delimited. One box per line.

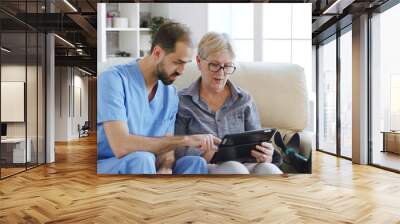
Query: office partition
xmin=0 ymin=1 xmax=47 ymax=179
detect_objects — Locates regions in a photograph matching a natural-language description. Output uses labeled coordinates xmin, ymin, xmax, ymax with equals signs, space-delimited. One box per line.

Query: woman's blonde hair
xmin=197 ymin=32 xmax=235 ymax=60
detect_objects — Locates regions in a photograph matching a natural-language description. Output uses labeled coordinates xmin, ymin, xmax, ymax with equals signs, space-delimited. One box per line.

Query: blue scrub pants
xmin=173 ymin=156 xmax=208 ymax=174
xmin=97 ymin=152 xmax=208 ymax=174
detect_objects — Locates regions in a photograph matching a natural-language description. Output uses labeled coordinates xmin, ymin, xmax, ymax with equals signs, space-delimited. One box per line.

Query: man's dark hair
xmin=150 ymin=22 xmax=193 ymax=54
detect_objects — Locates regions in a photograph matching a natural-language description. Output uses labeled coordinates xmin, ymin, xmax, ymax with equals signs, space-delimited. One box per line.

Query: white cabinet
xmin=97 ymin=3 xmax=170 ymax=64
xmin=1 ymin=138 xmax=32 ymax=163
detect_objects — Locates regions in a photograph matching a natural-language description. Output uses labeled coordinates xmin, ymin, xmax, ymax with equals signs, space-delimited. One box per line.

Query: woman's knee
xmin=210 ymin=161 xmax=249 ymax=174
xmin=253 ymin=163 xmax=283 ymax=175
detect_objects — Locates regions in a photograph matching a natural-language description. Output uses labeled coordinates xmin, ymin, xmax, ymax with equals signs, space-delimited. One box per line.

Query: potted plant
xmin=149 ymin=16 xmax=169 ymax=43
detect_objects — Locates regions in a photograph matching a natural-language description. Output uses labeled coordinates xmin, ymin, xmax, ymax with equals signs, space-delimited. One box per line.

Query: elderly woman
xmin=175 ymin=32 xmax=282 ymax=174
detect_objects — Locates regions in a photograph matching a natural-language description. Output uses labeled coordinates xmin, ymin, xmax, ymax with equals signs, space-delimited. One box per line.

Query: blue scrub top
xmin=97 ymin=60 xmax=179 ymax=160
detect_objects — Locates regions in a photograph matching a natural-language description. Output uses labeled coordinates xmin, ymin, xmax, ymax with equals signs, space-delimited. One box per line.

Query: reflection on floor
xmin=0 ymin=167 xmax=25 ymax=177
xmin=0 ymin=163 xmax=41 ymax=178
xmin=341 ymin=147 xmax=352 ymax=158
xmin=373 ymin=151 xmax=400 ymax=171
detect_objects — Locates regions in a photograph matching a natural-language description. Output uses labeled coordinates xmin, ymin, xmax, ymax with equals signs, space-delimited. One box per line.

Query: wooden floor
xmin=1 ymin=135 xmax=400 ymax=223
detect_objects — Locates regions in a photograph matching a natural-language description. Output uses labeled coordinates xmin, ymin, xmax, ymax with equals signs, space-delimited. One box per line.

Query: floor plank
xmin=0 ymin=135 xmax=400 ymax=223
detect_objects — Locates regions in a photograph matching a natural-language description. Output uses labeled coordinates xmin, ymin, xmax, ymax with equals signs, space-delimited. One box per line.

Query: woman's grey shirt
xmin=174 ymin=78 xmax=261 ymax=159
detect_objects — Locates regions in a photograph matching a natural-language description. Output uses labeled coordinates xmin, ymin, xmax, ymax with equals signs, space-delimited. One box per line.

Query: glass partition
xmin=27 ymin=31 xmax=38 ymax=169
xmin=0 ymin=0 xmax=46 ymax=179
xmin=1 ymin=30 xmax=28 ymax=178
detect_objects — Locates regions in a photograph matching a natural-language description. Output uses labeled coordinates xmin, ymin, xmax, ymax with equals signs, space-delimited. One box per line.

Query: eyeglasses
xmin=202 ymin=58 xmax=236 ymax=74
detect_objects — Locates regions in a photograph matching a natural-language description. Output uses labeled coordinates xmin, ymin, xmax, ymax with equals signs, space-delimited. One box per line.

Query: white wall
xmin=55 ymin=66 xmax=69 ymax=141
xmin=54 ymin=67 xmax=89 ymax=141
xmin=1 ymin=65 xmax=36 ymax=137
xmin=72 ymin=73 xmax=89 ymax=138
xmin=1 ymin=66 xmax=26 ymax=128
xmin=1 ymin=64 xmax=46 ymax=163
xmin=169 ymin=3 xmax=208 ymax=48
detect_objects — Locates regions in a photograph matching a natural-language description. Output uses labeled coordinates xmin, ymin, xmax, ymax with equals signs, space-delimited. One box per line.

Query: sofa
xmin=174 ymin=62 xmax=313 ymax=173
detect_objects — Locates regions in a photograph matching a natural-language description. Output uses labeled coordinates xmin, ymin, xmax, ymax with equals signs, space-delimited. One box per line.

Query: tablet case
xmin=210 ymin=129 xmax=277 ymax=163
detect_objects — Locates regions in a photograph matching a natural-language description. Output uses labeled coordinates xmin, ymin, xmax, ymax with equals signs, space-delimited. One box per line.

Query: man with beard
xmin=97 ymin=22 xmax=220 ymax=174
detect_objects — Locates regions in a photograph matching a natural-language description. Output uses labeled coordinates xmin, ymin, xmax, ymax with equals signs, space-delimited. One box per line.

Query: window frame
xmin=315 ymin=24 xmax=353 ymax=160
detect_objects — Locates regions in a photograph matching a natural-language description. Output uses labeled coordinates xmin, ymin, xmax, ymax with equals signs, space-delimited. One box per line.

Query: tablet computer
xmin=210 ymin=128 xmax=276 ymax=164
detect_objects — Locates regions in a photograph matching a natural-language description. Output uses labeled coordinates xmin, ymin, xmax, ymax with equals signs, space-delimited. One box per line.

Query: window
xmin=263 ymin=40 xmax=291 ymax=63
xmin=208 ymin=3 xmax=311 ymax=70
xmin=390 ymin=74 xmax=400 ymax=130
xmin=208 ymin=3 xmax=314 ymax=134
xmin=208 ymin=3 xmax=254 ymax=62
xmin=340 ymin=29 xmax=352 ymax=158
xmin=263 ymin=4 xmax=291 ymax=39
xmin=318 ymin=37 xmax=337 ymax=154
xmin=262 ymin=4 xmax=312 ymax=95
xmin=371 ymin=2 xmax=400 ymax=171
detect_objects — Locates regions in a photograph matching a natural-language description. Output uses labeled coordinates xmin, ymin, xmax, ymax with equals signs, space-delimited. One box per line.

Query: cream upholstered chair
xmin=98 ymin=60 xmax=313 ymax=173
xmin=174 ymin=62 xmax=313 ymax=173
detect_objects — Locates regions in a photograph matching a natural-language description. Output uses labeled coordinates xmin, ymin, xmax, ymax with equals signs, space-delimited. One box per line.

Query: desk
xmin=381 ymin=131 xmax=400 ymax=154
xmin=1 ymin=138 xmax=31 ymax=163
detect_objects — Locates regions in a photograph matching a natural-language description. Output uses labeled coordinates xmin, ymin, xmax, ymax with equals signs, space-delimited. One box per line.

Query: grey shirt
xmin=175 ymin=78 xmax=261 ymax=159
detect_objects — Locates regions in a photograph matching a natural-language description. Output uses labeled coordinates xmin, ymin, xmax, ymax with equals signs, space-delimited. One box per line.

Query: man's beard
xmin=155 ymin=62 xmax=179 ymax=85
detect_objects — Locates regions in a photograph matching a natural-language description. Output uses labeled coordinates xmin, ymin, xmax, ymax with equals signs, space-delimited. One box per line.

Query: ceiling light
xmin=78 ymin=67 xmax=93 ymax=76
xmin=1 ymin=47 xmax=11 ymax=53
xmin=54 ymin=34 xmax=75 ymax=48
xmin=322 ymin=0 xmax=355 ymax=15
xmin=63 ymin=0 xmax=78 ymax=12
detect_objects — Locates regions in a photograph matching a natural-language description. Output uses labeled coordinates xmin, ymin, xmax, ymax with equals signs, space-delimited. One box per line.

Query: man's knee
xmin=181 ymin=156 xmax=207 ymax=166
xmin=174 ymin=156 xmax=208 ymax=174
xmin=121 ymin=151 xmax=156 ymax=174
xmin=124 ymin=151 xmax=155 ymax=163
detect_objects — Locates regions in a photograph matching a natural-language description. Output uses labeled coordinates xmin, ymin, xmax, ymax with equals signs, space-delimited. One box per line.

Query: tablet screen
xmin=219 ymin=128 xmax=276 ymax=148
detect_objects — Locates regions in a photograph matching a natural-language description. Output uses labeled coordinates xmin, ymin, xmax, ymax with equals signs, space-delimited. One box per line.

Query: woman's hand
xmin=251 ymin=142 xmax=274 ymax=163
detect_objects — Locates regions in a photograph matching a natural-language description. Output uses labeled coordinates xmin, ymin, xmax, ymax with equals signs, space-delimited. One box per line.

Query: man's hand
xmin=103 ymin=120 xmax=221 ymax=159
xmin=156 ymin=150 xmax=174 ymax=173
xmin=156 ymin=167 xmax=173 ymax=174
xmin=202 ymin=146 xmax=217 ymax=162
xmin=251 ymin=142 xmax=274 ymax=163
xmin=185 ymin=134 xmax=221 ymax=153
xmin=156 ymin=133 xmax=175 ymax=174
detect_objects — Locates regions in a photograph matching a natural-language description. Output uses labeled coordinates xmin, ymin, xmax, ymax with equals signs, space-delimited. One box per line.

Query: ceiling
xmin=310 ymin=0 xmax=390 ymax=44
xmin=0 ymin=0 xmax=97 ymax=73
xmin=0 ymin=0 xmax=394 ymax=75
